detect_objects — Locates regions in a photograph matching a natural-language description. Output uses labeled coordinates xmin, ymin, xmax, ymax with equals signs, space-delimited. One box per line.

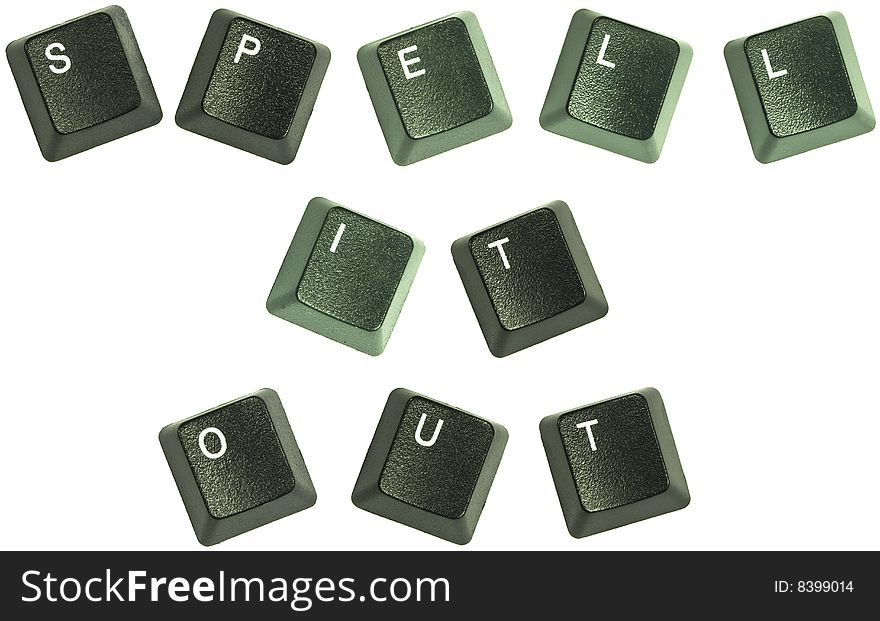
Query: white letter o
xmin=198 ymin=427 xmax=227 ymax=459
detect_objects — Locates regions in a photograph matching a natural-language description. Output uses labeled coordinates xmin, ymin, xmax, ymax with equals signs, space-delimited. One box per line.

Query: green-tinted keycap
xmin=6 ymin=6 xmax=162 ymax=161
xmin=724 ymin=12 xmax=875 ymax=163
xmin=266 ymin=197 xmax=424 ymax=356
xmin=357 ymin=11 xmax=512 ymax=165
xmin=451 ymin=201 xmax=608 ymax=358
xmin=352 ymin=388 xmax=508 ymax=544
xmin=159 ymin=388 xmax=317 ymax=546
xmin=540 ymin=388 xmax=690 ymax=538
xmin=540 ymin=10 xmax=692 ymax=163
xmin=176 ymin=9 xmax=330 ymax=164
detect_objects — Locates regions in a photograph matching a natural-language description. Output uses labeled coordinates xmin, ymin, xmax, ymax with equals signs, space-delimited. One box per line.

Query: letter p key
xmin=234 ymin=34 xmax=261 ymax=63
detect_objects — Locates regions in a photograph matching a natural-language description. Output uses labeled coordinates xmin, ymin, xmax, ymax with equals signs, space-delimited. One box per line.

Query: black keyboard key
xmin=725 ymin=12 xmax=875 ymax=162
xmin=358 ymin=11 xmax=511 ymax=165
xmin=451 ymin=201 xmax=607 ymax=357
xmin=540 ymin=10 xmax=692 ymax=162
xmin=266 ymin=197 xmax=424 ymax=356
xmin=6 ymin=6 xmax=161 ymax=161
xmin=159 ymin=389 xmax=316 ymax=546
xmin=352 ymin=389 xmax=508 ymax=544
xmin=540 ymin=388 xmax=689 ymax=538
xmin=176 ymin=9 xmax=330 ymax=164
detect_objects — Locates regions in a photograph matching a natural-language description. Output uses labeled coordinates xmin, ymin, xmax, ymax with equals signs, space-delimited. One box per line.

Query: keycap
xmin=159 ymin=389 xmax=316 ymax=546
xmin=725 ymin=12 xmax=874 ymax=163
xmin=540 ymin=388 xmax=689 ymax=538
xmin=451 ymin=201 xmax=607 ymax=358
xmin=176 ymin=9 xmax=330 ymax=164
xmin=352 ymin=389 xmax=507 ymax=544
xmin=266 ymin=197 xmax=424 ymax=356
xmin=540 ymin=10 xmax=692 ymax=163
xmin=357 ymin=11 xmax=512 ymax=165
xmin=6 ymin=5 xmax=162 ymax=161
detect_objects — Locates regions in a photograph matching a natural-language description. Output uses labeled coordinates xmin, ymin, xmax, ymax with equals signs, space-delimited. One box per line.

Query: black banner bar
xmin=2 ymin=552 xmax=875 ymax=618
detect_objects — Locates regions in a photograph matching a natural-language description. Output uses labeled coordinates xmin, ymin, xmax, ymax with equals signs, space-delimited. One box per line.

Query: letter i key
xmin=266 ymin=197 xmax=424 ymax=356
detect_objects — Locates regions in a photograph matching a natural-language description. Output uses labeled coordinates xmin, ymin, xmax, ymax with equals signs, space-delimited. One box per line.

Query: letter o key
xmin=198 ymin=427 xmax=228 ymax=459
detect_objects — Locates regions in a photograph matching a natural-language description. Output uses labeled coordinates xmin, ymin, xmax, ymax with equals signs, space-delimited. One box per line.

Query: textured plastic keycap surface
xmin=377 ymin=17 xmax=492 ymax=138
xmin=175 ymin=9 xmax=329 ymax=164
xmin=568 ymin=17 xmax=679 ymax=140
xmin=379 ymin=397 xmax=495 ymax=519
xmin=357 ymin=11 xmax=511 ymax=165
xmin=540 ymin=388 xmax=690 ymax=538
xmin=159 ymin=389 xmax=316 ymax=546
xmin=6 ymin=6 xmax=162 ymax=161
xmin=452 ymin=201 xmax=607 ymax=357
xmin=203 ymin=18 xmax=317 ymax=139
xmin=724 ymin=12 xmax=874 ymax=163
xmin=468 ymin=208 xmax=585 ymax=331
xmin=266 ymin=198 xmax=424 ymax=356
xmin=540 ymin=10 xmax=691 ymax=162
xmin=297 ymin=207 xmax=414 ymax=332
xmin=558 ymin=394 xmax=668 ymax=512
xmin=177 ymin=396 xmax=295 ymax=519
xmin=24 ymin=13 xmax=139 ymax=134
xmin=352 ymin=389 xmax=508 ymax=544
xmin=744 ymin=17 xmax=856 ymax=137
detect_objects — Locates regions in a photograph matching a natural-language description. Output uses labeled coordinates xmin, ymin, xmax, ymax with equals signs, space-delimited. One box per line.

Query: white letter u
xmin=415 ymin=414 xmax=443 ymax=447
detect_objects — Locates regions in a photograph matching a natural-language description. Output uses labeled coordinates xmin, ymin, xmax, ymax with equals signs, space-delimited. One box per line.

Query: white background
xmin=1 ymin=0 xmax=878 ymax=551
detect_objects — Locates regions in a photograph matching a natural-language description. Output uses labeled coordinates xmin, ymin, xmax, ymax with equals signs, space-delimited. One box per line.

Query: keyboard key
xmin=352 ymin=389 xmax=507 ymax=544
xmin=6 ymin=6 xmax=162 ymax=161
xmin=266 ymin=197 xmax=424 ymax=356
xmin=540 ymin=10 xmax=691 ymax=163
xmin=540 ymin=388 xmax=689 ymax=538
xmin=176 ymin=9 xmax=330 ymax=164
xmin=159 ymin=389 xmax=316 ymax=546
xmin=725 ymin=12 xmax=874 ymax=163
xmin=357 ymin=11 xmax=512 ymax=165
xmin=451 ymin=201 xmax=607 ymax=357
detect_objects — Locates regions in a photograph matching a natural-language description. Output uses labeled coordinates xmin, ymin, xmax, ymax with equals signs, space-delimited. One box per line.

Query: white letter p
xmin=234 ymin=34 xmax=261 ymax=64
